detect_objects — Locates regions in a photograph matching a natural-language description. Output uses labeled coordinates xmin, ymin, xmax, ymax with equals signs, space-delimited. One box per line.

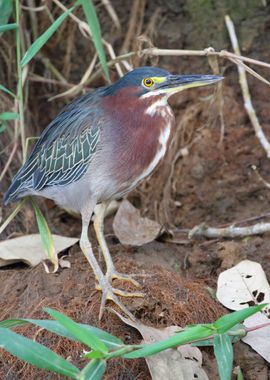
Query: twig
xmin=225 ymin=15 xmax=270 ymax=159
xmin=38 ymin=54 xmax=68 ymax=84
xmin=52 ymin=0 xmax=125 ymax=79
xmin=121 ymin=0 xmax=140 ymax=53
xmin=101 ymin=0 xmax=121 ymax=30
xmin=228 ymin=56 xmax=270 ymax=87
xmin=28 ymin=74 xmax=75 ymax=88
xmin=0 ymin=199 xmax=26 ymax=235
xmin=189 ymin=222 xmax=270 ymax=239
xmin=0 ymin=140 xmax=18 ymax=183
xmin=15 ymin=0 xmax=26 ymax=162
xmin=251 ymin=164 xmax=270 ymax=189
xmin=48 ymin=55 xmax=97 ymax=101
xmin=140 ymin=47 xmax=270 ymax=69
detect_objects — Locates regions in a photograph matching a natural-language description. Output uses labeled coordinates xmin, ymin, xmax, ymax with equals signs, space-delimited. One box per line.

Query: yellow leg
xmin=93 ymin=202 xmax=144 ymax=293
xmin=80 ymin=213 xmax=137 ymax=320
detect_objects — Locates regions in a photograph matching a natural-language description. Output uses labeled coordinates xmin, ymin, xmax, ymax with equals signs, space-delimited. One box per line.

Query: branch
xmin=189 ymin=222 xmax=270 ymax=239
xmin=225 ymin=15 xmax=270 ymax=159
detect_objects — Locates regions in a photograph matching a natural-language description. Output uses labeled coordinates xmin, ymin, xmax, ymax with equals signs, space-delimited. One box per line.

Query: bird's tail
xmin=3 ymin=165 xmax=33 ymax=204
xmin=4 ymin=179 xmax=27 ymax=204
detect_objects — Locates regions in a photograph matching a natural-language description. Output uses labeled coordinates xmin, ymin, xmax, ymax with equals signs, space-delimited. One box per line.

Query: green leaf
xmin=0 ymin=327 xmax=80 ymax=379
xmin=21 ymin=6 xmax=74 ymax=67
xmin=84 ymin=350 xmax=105 ymax=359
xmin=31 ymin=199 xmax=56 ymax=266
xmin=214 ymin=334 xmax=233 ymax=380
xmin=192 ymin=323 xmax=245 ymax=347
xmin=44 ymin=308 xmax=108 ymax=354
xmin=0 ymin=84 xmax=16 ymax=98
xmin=0 ymin=318 xmax=123 ymax=350
xmin=81 ymin=0 xmax=109 ymax=82
xmin=214 ymin=304 xmax=266 ymax=334
xmin=124 ymin=324 xmax=214 ymax=359
xmin=0 ymin=0 xmax=13 ymax=25
xmin=79 ymin=359 xmax=106 ymax=380
xmin=0 ymin=23 xmax=18 ymax=34
xmin=0 ymin=112 xmax=19 ymax=120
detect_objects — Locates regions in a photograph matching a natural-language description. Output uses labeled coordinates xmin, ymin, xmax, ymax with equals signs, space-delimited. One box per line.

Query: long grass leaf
xmin=21 ymin=6 xmax=74 ymax=67
xmin=214 ymin=304 xmax=266 ymax=333
xmin=81 ymin=0 xmax=109 ymax=81
xmin=0 ymin=318 xmax=123 ymax=349
xmin=79 ymin=359 xmax=106 ymax=380
xmin=214 ymin=334 xmax=233 ymax=380
xmin=0 ymin=0 xmax=13 ymax=25
xmin=0 ymin=112 xmax=19 ymax=120
xmin=124 ymin=324 xmax=213 ymax=359
xmin=0 ymin=327 xmax=80 ymax=378
xmin=44 ymin=308 xmax=108 ymax=354
xmin=0 ymin=84 xmax=16 ymax=98
xmin=31 ymin=199 xmax=57 ymax=267
xmin=0 ymin=23 xmax=17 ymax=33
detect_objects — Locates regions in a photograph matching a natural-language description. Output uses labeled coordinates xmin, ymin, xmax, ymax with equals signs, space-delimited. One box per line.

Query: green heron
xmin=4 ymin=67 xmax=222 ymax=319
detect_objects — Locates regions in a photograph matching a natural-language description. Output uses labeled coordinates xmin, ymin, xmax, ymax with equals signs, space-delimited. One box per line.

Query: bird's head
xmin=104 ymin=66 xmax=223 ymax=102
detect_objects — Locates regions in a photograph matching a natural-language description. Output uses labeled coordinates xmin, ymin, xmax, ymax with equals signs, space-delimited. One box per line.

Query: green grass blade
xmin=44 ymin=308 xmax=108 ymax=354
xmin=0 ymin=327 xmax=80 ymax=378
xmin=0 ymin=0 xmax=13 ymax=25
xmin=0 ymin=84 xmax=16 ymax=98
xmin=0 ymin=112 xmax=19 ymax=120
xmin=0 ymin=318 xmax=123 ymax=349
xmin=81 ymin=0 xmax=109 ymax=82
xmin=124 ymin=324 xmax=213 ymax=359
xmin=21 ymin=6 xmax=74 ymax=67
xmin=214 ymin=304 xmax=266 ymax=334
xmin=79 ymin=359 xmax=106 ymax=380
xmin=0 ymin=23 xmax=17 ymax=33
xmin=31 ymin=199 xmax=57 ymax=267
xmin=214 ymin=334 xmax=233 ymax=380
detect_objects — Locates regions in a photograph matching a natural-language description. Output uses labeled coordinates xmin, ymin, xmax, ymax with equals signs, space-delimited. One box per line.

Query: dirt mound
xmin=0 ymin=247 xmax=224 ymax=379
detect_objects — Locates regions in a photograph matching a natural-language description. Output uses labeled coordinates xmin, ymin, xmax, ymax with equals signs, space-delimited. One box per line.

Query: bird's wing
xmin=5 ymin=92 xmax=102 ymax=201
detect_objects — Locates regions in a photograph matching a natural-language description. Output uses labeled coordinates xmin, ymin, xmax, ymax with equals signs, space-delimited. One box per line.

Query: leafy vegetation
xmin=0 ymin=305 xmax=265 ymax=379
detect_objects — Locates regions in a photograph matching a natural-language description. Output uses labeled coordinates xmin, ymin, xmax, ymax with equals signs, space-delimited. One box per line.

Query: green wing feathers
xmin=4 ymin=92 xmax=102 ymax=204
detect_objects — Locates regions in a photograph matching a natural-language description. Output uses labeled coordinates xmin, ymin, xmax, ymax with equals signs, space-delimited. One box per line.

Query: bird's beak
xmin=155 ymin=74 xmax=223 ymax=96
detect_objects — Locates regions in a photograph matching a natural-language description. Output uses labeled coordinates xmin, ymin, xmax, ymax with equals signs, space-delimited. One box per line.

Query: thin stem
xmin=0 ymin=199 xmax=26 ymax=235
xmin=15 ymin=0 xmax=26 ymax=162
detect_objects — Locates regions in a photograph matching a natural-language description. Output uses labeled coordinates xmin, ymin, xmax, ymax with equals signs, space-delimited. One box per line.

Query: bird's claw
xmin=95 ymin=281 xmax=144 ymax=320
xmin=106 ymin=268 xmax=141 ymax=287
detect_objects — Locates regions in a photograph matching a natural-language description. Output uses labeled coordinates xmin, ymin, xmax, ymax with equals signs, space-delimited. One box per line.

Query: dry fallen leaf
xmin=217 ymin=260 xmax=270 ymax=364
xmin=216 ymin=260 xmax=270 ymax=310
xmin=242 ymin=312 xmax=270 ymax=363
xmin=112 ymin=200 xmax=161 ymax=246
xmin=0 ymin=234 xmax=78 ymax=267
xmin=113 ymin=311 xmax=208 ymax=380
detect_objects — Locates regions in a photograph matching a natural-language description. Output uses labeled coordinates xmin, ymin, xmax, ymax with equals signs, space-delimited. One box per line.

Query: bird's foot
xmin=95 ymin=280 xmax=144 ymax=320
xmin=106 ymin=267 xmax=141 ymax=287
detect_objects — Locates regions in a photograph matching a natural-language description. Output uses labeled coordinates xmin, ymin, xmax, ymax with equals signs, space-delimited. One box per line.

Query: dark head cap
xmin=104 ymin=66 xmax=223 ymax=98
xmin=103 ymin=66 xmax=170 ymax=96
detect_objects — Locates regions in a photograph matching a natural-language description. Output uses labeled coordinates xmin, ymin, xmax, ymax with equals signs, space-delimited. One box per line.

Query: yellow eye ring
xmin=143 ymin=78 xmax=154 ymax=87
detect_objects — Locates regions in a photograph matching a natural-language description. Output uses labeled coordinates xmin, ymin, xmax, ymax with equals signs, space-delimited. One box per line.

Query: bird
xmin=4 ymin=66 xmax=223 ymax=319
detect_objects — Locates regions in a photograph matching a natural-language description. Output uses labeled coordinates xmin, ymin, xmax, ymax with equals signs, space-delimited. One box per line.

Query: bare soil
xmin=1 ymin=1 xmax=270 ymax=379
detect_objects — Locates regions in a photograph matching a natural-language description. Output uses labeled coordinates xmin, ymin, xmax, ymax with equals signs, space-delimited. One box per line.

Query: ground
xmin=0 ymin=1 xmax=270 ymax=379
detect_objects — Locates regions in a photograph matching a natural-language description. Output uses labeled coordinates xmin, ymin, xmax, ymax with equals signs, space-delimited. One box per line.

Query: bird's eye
xmin=143 ymin=78 xmax=154 ymax=87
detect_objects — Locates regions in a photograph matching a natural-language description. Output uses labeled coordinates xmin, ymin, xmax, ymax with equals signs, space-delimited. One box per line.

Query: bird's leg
xmin=93 ymin=201 xmax=143 ymax=292
xmin=80 ymin=213 xmax=138 ymax=320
